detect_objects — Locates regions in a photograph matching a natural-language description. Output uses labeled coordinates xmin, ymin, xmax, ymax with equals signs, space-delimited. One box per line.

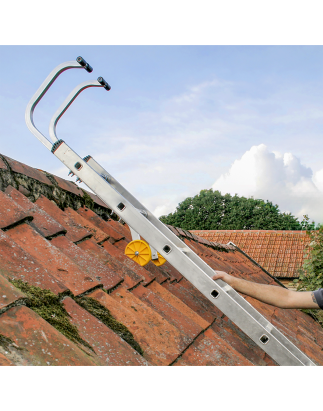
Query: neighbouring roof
xmin=191 ymin=230 xmax=311 ymax=279
xmin=0 ymin=153 xmax=323 ymax=366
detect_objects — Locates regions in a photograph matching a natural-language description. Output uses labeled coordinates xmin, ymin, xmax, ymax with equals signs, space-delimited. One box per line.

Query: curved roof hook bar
xmin=49 ymin=77 xmax=111 ymax=143
xmin=25 ymin=56 xmax=93 ymax=151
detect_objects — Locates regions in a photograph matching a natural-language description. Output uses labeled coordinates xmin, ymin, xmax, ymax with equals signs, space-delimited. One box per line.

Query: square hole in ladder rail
xmin=163 ymin=245 xmax=171 ymax=254
xmin=260 ymin=335 xmax=269 ymax=345
xmin=74 ymin=162 xmax=83 ymax=171
xmin=117 ymin=203 xmax=126 ymax=211
xmin=211 ymin=289 xmax=220 ymax=299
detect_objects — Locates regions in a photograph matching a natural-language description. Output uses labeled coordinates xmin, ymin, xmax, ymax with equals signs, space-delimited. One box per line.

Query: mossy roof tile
xmin=62 ymin=297 xmax=149 ymax=366
xmin=0 ymin=305 xmax=99 ymax=366
xmin=5 ymin=185 xmax=66 ymax=239
xmin=35 ymin=195 xmax=92 ymax=243
xmin=6 ymin=224 xmax=101 ymax=296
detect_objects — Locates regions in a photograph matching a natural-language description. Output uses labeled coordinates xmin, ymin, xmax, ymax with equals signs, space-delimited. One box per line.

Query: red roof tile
xmin=77 ymin=238 xmax=143 ymax=289
xmin=147 ymin=281 xmax=209 ymax=330
xmin=51 ymin=175 xmax=83 ymax=197
xmin=174 ymin=328 xmax=253 ymax=366
xmin=64 ymin=207 xmax=109 ymax=243
xmin=5 ymin=186 xmax=66 ymax=239
xmin=62 ymin=297 xmax=149 ymax=366
xmin=83 ymin=190 xmax=110 ymax=209
xmin=0 ymin=229 xmax=68 ymax=294
xmin=0 ymin=353 xmax=14 ymax=366
xmin=35 ymin=195 xmax=91 ymax=243
xmin=192 ymin=230 xmax=310 ymax=278
xmin=132 ymin=284 xmax=202 ymax=344
xmin=89 ymin=287 xmax=183 ymax=365
xmin=6 ymin=224 xmax=101 ymax=296
xmin=0 ymin=157 xmax=8 ymax=170
xmin=77 ymin=206 xmax=124 ymax=241
xmin=0 ymin=305 xmax=99 ymax=365
xmin=51 ymin=235 xmax=122 ymax=291
xmin=0 ymin=274 xmax=26 ymax=311
xmin=0 ymin=190 xmax=33 ymax=230
xmin=2 ymin=155 xmax=52 ymax=185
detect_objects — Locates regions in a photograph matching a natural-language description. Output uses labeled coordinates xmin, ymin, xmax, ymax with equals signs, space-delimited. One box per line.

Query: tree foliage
xmin=159 ymin=189 xmax=311 ymax=231
xmin=295 ymin=225 xmax=323 ymax=325
xmin=297 ymin=226 xmax=323 ymax=292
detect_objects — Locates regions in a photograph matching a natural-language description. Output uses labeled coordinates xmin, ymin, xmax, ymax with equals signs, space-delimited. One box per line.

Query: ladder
xmin=25 ymin=57 xmax=316 ymax=366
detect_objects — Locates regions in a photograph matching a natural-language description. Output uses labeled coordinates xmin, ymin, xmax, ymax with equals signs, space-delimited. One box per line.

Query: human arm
xmin=212 ymin=271 xmax=321 ymax=309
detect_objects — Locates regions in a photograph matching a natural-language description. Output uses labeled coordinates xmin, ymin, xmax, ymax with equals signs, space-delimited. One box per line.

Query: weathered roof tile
xmin=132 ymin=284 xmax=202 ymax=344
xmin=0 ymin=230 xmax=68 ymax=294
xmin=51 ymin=235 xmax=122 ymax=291
xmin=51 ymin=175 xmax=84 ymax=197
xmin=174 ymin=328 xmax=253 ymax=366
xmin=77 ymin=207 xmax=124 ymax=241
xmin=5 ymin=186 xmax=66 ymax=239
xmin=6 ymin=224 xmax=101 ymax=296
xmin=0 ymin=274 xmax=26 ymax=311
xmin=0 ymin=305 xmax=99 ymax=365
xmin=35 ymin=195 xmax=91 ymax=243
xmin=2 ymin=155 xmax=52 ymax=185
xmin=89 ymin=287 xmax=184 ymax=365
xmin=62 ymin=297 xmax=149 ymax=366
xmin=0 ymin=190 xmax=33 ymax=230
xmin=77 ymin=238 xmax=143 ymax=289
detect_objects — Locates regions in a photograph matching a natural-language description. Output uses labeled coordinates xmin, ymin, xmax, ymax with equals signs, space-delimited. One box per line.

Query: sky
xmin=2 ymin=45 xmax=323 ymax=224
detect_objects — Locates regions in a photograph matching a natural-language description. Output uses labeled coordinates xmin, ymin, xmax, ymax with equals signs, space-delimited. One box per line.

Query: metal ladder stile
xmin=25 ymin=57 xmax=316 ymax=366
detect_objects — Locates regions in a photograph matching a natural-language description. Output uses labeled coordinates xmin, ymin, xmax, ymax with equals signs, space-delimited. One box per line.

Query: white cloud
xmin=212 ymin=144 xmax=323 ymax=224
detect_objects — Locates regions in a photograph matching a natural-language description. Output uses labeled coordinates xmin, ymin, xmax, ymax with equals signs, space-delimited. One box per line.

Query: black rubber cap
xmin=97 ymin=76 xmax=111 ymax=91
xmin=76 ymin=56 xmax=93 ymax=73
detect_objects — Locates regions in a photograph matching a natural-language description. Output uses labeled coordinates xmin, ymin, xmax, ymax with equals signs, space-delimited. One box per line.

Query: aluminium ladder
xmin=25 ymin=57 xmax=316 ymax=366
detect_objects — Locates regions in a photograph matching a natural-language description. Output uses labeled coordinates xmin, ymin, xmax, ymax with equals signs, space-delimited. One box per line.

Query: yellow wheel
xmin=125 ymin=240 xmax=152 ymax=266
xmin=151 ymin=252 xmax=167 ymax=267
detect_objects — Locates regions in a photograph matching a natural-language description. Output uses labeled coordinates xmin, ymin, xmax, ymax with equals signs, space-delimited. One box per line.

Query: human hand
xmin=212 ymin=270 xmax=233 ymax=284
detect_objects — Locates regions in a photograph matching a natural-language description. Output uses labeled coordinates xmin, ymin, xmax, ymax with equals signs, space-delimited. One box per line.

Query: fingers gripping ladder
xmin=25 ymin=57 xmax=316 ymax=366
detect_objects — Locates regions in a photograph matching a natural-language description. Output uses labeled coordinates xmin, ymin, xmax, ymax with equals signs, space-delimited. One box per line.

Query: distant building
xmin=191 ymin=230 xmax=311 ymax=288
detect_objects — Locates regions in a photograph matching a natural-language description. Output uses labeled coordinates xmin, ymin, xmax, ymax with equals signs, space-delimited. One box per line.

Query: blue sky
xmin=2 ymin=45 xmax=323 ymax=223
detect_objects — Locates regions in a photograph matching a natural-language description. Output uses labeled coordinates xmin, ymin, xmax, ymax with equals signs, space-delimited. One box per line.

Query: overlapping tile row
xmin=0 ymin=157 xmax=322 ymax=366
xmin=192 ymin=229 xmax=310 ymax=279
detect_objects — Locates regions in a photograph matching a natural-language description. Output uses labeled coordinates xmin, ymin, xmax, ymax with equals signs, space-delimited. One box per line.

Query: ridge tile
xmin=2 ymin=155 xmax=52 ymax=185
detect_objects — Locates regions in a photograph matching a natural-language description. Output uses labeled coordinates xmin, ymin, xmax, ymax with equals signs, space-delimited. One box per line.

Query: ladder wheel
xmin=125 ymin=240 xmax=152 ymax=266
xmin=151 ymin=252 xmax=167 ymax=267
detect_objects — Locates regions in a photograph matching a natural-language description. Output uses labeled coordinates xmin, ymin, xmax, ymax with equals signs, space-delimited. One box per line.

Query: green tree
xmin=295 ymin=225 xmax=323 ymax=325
xmin=159 ymin=189 xmax=311 ymax=231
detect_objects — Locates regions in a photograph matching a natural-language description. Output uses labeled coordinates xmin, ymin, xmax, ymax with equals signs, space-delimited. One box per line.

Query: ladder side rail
xmin=53 ymin=141 xmax=315 ymax=366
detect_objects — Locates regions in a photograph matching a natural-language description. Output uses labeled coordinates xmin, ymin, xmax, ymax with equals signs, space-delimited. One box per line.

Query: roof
xmin=191 ymin=230 xmax=311 ymax=279
xmin=0 ymin=153 xmax=323 ymax=366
